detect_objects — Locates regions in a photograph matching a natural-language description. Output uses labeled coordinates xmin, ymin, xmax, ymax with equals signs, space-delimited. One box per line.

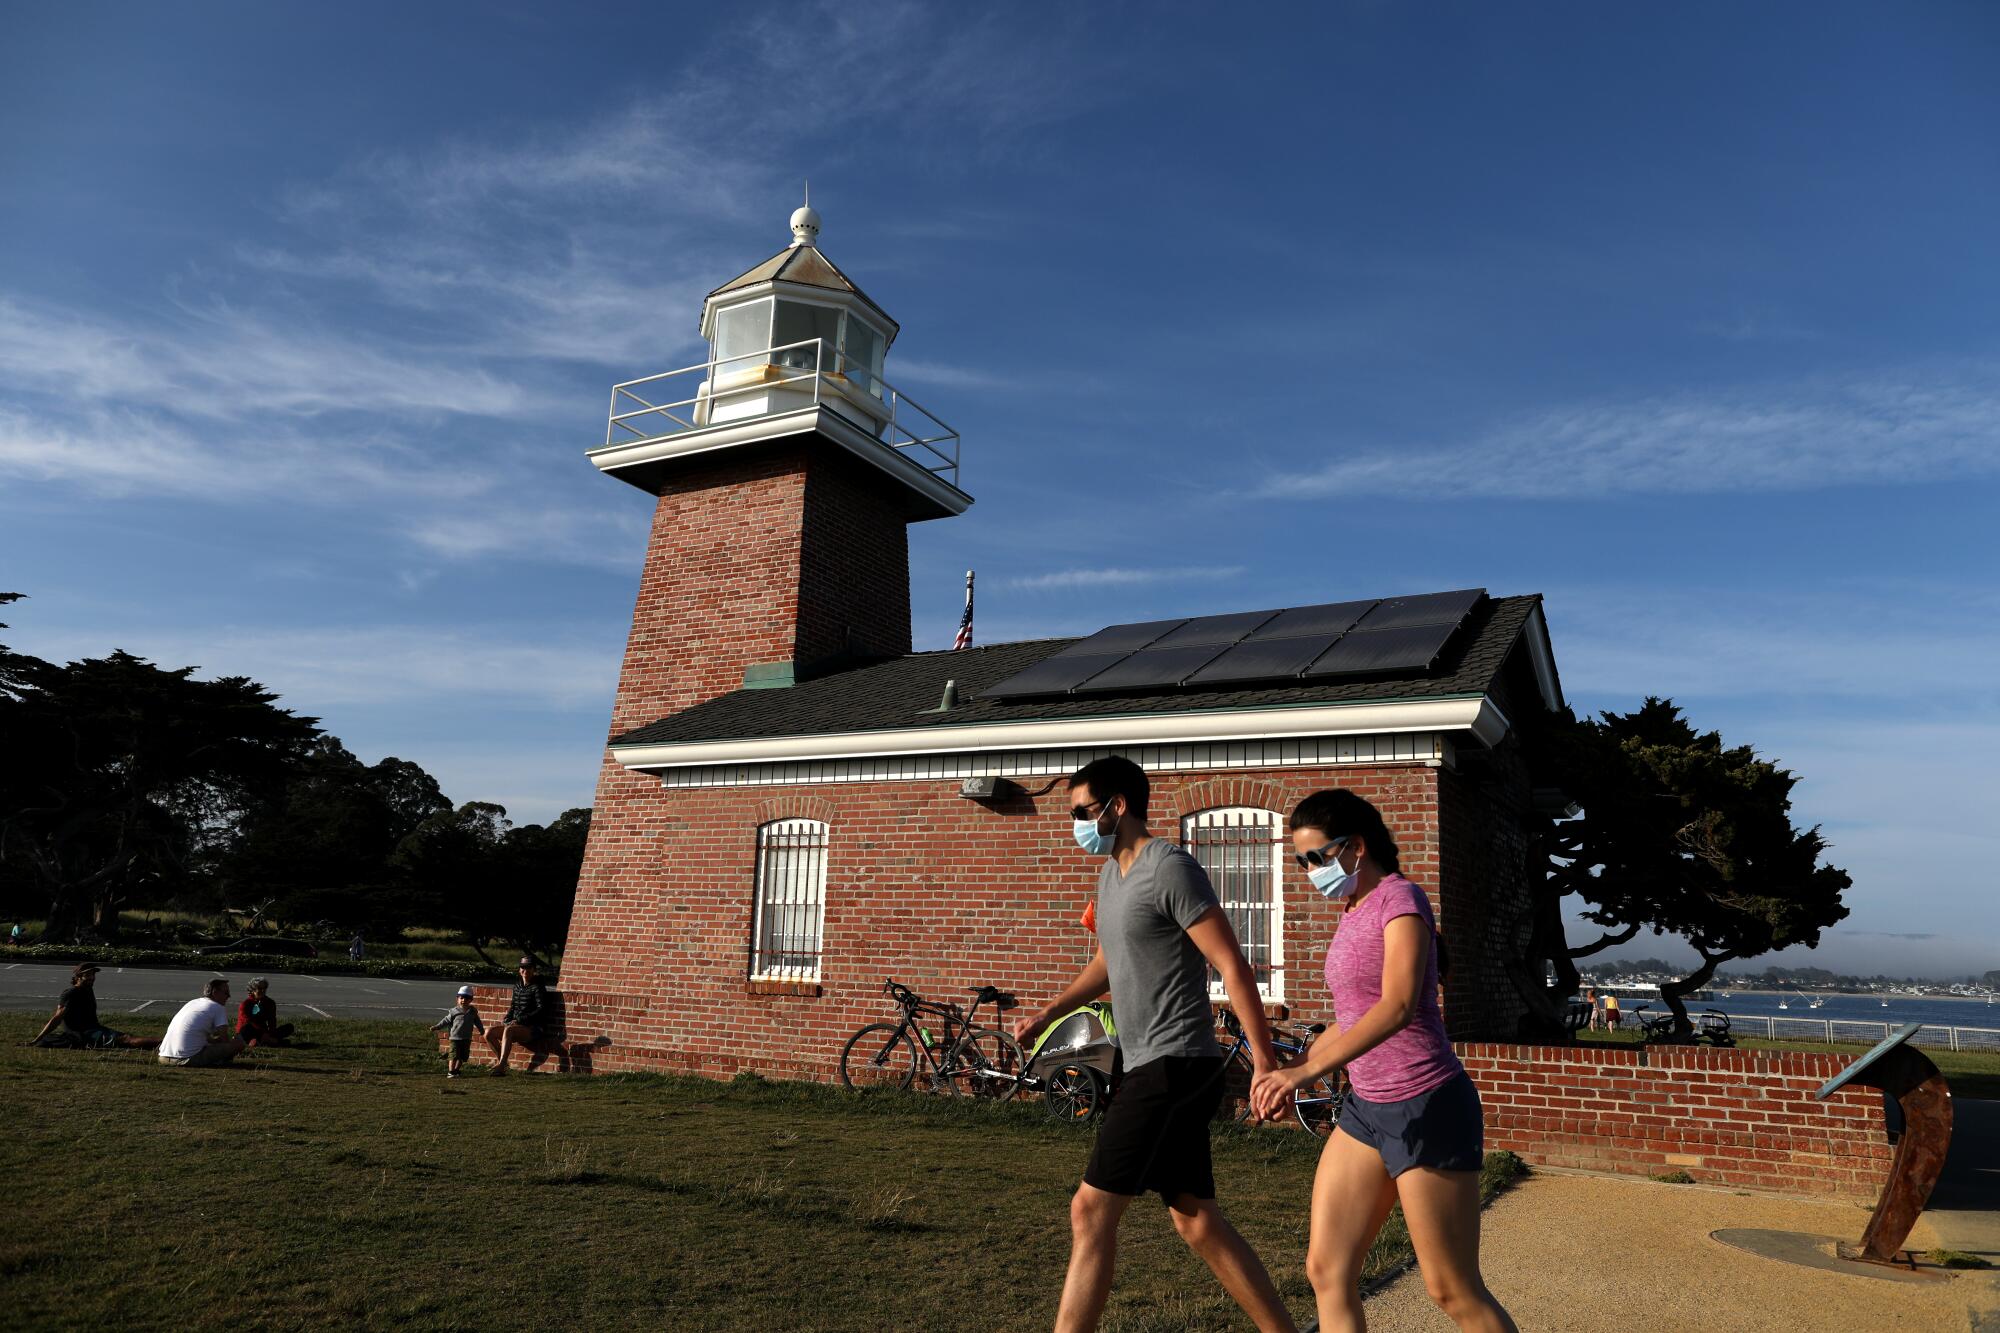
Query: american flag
xmin=952 ymin=570 xmax=975 ymax=650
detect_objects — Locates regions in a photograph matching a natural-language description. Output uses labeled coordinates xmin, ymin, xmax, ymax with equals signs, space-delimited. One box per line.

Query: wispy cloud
xmin=1551 ymin=580 xmax=2000 ymax=707
xmin=1005 ymin=565 xmax=1247 ymax=591
xmin=1258 ymin=364 xmax=2000 ymax=500
xmin=19 ymin=623 xmax=621 ymax=712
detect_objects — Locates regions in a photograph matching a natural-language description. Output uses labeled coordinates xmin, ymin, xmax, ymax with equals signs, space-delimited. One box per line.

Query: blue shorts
xmin=1339 ymin=1071 xmax=1484 ymax=1177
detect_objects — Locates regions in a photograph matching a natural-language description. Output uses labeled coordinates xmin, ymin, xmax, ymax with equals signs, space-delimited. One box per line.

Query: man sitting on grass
xmin=484 ymin=957 xmax=550 ymax=1075
xmin=158 ymin=979 xmax=247 ymax=1068
xmin=25 ymin=963 xmax=158 ymax=1050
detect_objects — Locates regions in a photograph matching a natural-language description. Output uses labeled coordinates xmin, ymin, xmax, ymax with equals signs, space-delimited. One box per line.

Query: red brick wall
xmin=1435 ymin=760 xmax=1537 ymax=1040
xmin=605 ymin=446 xmax=914 ymax=735
xmin=557 ymin=762 xmax=1463 ymax=1078
xmin=1461 ymin=1041 xmax=1893 ymax=1199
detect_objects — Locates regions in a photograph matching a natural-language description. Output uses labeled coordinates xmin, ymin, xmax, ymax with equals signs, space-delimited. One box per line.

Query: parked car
xmin=195 ymin=937 xmax=320 ymax=959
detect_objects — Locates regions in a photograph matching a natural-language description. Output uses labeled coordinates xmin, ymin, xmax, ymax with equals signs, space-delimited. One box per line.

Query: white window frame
xmin=1182 ymin=807 xmax=1286 ymax=1002
xmin=749 ymin=818 xmax=829 ymax=982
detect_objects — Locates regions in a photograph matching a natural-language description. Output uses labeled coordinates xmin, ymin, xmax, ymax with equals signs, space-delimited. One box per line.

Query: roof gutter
xmin=612 ymin=695 xmax=1510 ymax=772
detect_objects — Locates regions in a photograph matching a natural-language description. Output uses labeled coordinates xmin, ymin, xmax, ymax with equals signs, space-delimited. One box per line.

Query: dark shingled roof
xmin=613 ymin=594 xmax=1543 ymax=751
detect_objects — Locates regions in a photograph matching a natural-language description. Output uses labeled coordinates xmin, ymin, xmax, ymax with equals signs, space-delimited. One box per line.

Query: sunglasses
xmin=1068 ymin=798 xmax=1113 ymax=823
xmin=1292 ymin=836 xmax=1351 ymax=871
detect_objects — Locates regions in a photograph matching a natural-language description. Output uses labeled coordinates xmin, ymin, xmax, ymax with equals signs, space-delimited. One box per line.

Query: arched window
xmin=1182 ymin=807 xmax=1286 ymax=1001
xmin=750 ymin=819 xmax=829 ymax=981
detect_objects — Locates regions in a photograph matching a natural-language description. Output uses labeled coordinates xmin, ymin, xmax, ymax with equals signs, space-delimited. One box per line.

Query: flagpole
xmin=954 ymin=569 xmax=975 ymax=650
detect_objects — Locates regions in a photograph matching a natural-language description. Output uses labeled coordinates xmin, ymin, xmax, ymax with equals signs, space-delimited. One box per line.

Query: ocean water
xmin=1601 ymin=990 xmax=2000 ymax=1050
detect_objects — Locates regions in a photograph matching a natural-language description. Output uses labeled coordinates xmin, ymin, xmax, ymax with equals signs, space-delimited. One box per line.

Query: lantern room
xmin=589 ymin=202 xmax=969 ymax=521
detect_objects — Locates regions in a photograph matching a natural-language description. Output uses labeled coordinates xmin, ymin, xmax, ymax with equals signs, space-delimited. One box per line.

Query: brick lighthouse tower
xmin=556 ymin=204 xmax=971 ymax=1011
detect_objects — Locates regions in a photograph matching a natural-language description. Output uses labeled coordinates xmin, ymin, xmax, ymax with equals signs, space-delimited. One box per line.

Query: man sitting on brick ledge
xmin=484 ymin=957 xmax=550 ymax=1075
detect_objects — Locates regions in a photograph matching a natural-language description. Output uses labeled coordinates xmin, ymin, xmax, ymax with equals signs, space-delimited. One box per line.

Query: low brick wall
xmin=460 ymin=993 xmax=1895 ymax=1202
xmin=1459 ymin=1041 xmax=1894 ymax=1199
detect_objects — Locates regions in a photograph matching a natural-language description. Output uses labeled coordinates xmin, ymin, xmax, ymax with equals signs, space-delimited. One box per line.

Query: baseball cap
xmin=456 ymin=985 xmax=475 ymax=997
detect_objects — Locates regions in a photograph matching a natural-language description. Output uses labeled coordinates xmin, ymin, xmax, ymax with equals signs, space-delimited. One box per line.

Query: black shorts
xmin=1083 ymin=1055 xmax=1227 ymax=1201
xmin=449 ymin=1039 xmax=472 ymax=1061
xmin=1339 ymin=1071 xmax=1485 ymax=1177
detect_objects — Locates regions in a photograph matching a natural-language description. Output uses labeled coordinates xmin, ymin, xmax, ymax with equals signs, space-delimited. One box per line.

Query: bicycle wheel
xmin=942 ymin=1026 xmax=1026 ymax=1101
xmin=838 ymin=1022 xmax=920 ymax=1092
xmin=1292 ymin=1073 xmax=1343 ymax=1139
xmin=1043 ymin=1062 xmax=1104 ymax=1123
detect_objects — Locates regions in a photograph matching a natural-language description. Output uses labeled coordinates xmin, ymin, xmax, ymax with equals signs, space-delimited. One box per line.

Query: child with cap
xmin=432 ymin=986 xmax=485 ymax=1079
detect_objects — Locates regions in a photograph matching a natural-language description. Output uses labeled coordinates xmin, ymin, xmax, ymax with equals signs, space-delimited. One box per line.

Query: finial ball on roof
xmin=789 ymin=204 xmax=821 ymax=248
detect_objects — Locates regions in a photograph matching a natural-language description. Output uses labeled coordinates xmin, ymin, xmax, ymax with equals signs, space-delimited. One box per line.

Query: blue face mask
xmin=1073 ymin=813 xmax=1117 ymax=856
xmin=1307 ymin=851 xmax=1358 ymax=900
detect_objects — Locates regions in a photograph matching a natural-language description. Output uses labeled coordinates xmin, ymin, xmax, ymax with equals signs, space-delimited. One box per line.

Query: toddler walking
xmin=432 ymin=985 xmax=485 ymax=1079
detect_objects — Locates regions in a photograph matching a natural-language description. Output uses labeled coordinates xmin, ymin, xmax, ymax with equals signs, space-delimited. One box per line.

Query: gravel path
xmin=1362 ymin=1170 xmax=1966 ymax=1332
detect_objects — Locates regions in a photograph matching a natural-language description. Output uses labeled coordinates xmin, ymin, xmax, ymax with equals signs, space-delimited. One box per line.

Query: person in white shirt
xmin=159 ymin=979 xmax=247 ymax=1067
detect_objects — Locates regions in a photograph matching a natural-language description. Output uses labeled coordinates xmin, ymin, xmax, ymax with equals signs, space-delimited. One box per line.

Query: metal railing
xmin=1718 ymin=1013 xmax=2000 ymax=1053
xmin=604 ymin=339 xmax=962 ymax=489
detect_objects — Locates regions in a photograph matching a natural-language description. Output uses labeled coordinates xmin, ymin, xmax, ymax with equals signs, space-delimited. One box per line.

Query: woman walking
xmin=1251 ymin=790 xmax=1515 ymax=1333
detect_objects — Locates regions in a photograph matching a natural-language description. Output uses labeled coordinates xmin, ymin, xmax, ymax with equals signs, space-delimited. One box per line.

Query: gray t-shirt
xmin=1096 ymin=837 xmax=1223 ymax=1068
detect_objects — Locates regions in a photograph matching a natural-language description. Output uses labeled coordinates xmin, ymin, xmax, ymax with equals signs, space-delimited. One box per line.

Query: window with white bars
xmin=750 ymin=819 xmax=829 ymax=981
xmin=1182 ymin=807 xmax=1285 ymax=1001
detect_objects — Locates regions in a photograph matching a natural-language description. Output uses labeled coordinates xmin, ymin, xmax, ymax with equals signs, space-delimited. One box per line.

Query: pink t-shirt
xmin=1323 ymin=873 xmax=1463 ymax=1103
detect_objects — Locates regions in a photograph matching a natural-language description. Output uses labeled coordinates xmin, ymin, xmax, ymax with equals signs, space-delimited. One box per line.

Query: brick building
xmin=547 ymin=204 xmax=1569 ymax=1080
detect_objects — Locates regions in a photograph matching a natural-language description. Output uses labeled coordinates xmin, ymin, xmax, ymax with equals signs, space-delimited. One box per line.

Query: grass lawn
xmin=1576 ymin=1029 xmax=2000 ymax=1099
xmin=0 ymin=1014 xmax=1521 ymax=1331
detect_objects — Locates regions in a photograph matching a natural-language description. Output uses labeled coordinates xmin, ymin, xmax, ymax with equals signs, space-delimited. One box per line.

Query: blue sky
xmin=3 ymin=3 xmax=1996 ymax=977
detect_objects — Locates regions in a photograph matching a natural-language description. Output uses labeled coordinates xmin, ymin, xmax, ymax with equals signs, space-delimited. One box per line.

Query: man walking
xmin=1014 ymin=756 xmax=1296 ymax=1333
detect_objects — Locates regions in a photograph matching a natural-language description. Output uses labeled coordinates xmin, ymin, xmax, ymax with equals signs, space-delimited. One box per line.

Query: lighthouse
xmin=586 ymin=204 xmax=971 ymax=725
xmin=538 ymin=204 xmax=1567 ymax=1082
xmin=559 ymin=204 xmax=974 ymax=1009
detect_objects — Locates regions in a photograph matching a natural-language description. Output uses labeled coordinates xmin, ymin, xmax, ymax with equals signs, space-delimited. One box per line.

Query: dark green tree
xmin=1525 ymin=699 xmax=1851 ymax=1039
xmin=219 ymin=738 xmax=450 ymax=931
xmin=0 ymin=599 xmax=321 ymax=940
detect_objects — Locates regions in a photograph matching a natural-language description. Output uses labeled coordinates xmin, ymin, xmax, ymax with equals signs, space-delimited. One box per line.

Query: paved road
xmin=0 ymin=961 xmax=464 ymax=1021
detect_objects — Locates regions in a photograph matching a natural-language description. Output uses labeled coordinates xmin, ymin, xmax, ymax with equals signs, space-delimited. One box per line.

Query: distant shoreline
xmin=1703 ymin=987 xmax=1993 ymax=1004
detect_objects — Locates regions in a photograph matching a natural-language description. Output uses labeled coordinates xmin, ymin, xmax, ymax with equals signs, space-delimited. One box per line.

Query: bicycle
xmin=1219 ymin=1009 xmax=1346 ymax=1138
xmin=838 ymin=979 xmax=1027 ymax=1100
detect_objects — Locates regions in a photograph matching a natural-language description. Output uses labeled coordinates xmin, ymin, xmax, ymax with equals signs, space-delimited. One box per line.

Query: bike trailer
xmin=1027 ymin=1000 xmax=1118 ymax=1078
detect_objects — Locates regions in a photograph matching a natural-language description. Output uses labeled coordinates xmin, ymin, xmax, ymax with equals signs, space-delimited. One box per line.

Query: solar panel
xmin=1354 ymin=588 xmax=1483 ymax=631
xmin=1054 ymin=618 xmax=1188 ymax=656
xmin=1148 ymin=610 xmax=1280 ymax=648
xmin=977 ymin=651 xmax=1131 ymax=699
xmin=1303 ymin=623 xmax=1458 ymax=676
xmin=1185 ymin=633 xmax=1344 ymax=685
xmin=1247 ymin=600 xmax=1377 ymax=640
xmin=1073 ymin=644 xmax=1232 ymax=692
xmin=980 ymin=588 xmax=1485 ymax=700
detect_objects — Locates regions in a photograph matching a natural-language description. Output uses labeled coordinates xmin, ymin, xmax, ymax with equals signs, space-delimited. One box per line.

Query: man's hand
xmin=1249 ymin=1065 xmax=1298 ymax=1123
xmin=1012 ymin=1007 xmax=1050 ymax=1046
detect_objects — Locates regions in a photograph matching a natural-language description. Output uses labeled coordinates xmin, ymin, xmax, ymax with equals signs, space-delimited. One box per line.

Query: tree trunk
xmin=1507 ymin=887 xmax=1582 ymax=1042
xmin=466 ymin=936 xmax=508 ymax=973
xmin=1662 ymin=951 xmax=1732 ymax=1039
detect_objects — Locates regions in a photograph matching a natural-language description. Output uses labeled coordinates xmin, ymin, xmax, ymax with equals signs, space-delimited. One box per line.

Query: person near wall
xmin=1251 ymin=788 xmax=1517 ymax=1333
xmin=1602 ymin=992 xmax=1621 ymax=1031
xmin=433 ymin=985 xmax=485 ymax=1079
xmin=236 ymin=978 xmax=296 ymax=1047
xmin=159 ymin=979 xmax=248 ymax=1068
xmin=1584 ymin=986 xmax=1601 ymax=1031
xmin=25 ymin=963 xmax=158 ymax=1050
xmin=1013 ymin=756 xmax=1297 ymax=1333
xmin=483 ymin=957 xmax=549 ymax=1075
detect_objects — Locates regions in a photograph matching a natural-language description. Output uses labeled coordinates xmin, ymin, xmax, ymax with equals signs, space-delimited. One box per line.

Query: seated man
xmin=236 ymin=977 xmax=296 ymax=1047
xmin=25 ymin=962 xmax=158 ymax=1050
xmin=483 ymin=957 xmax=550 ymax=1075
xmin=159 ymin=979 xmax=247 ymax=1067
